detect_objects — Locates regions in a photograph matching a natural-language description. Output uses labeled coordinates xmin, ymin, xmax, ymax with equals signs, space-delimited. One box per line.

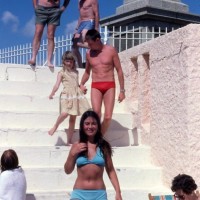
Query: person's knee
xmin=103 ymin=114 xmax=112 ymax=122
xmin=47 ymin=31 xmax=55 ymax=40
xmin=34 ymin=30 xmax=43 ymax=40
xmin=61 ymin=112 xmax=68 ymax=118
xmin=47 ymin=35 xmax=54 ymax=41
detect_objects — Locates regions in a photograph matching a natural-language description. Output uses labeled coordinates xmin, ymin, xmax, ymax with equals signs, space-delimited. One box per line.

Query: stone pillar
xmin=137 ymin=54 xmax=150 ymax=125
xmin=117 ymin=0 xmax=188 ymax=15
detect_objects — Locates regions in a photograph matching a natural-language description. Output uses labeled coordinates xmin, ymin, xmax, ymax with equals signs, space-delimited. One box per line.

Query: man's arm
xmin=32 ymin=0 xmax=37 ymax=8
xmin=60 ymin=0 xmax=70 ymax=12
xmin=105 ymin=155 xmax=122 ymax=200
xmin=92 ymin=0 xmax=99 ymax=30
xmin=80 ymin=52 xmax=91 ymax=88
xmin=62 ymin=0 xmax=70 ymax=8
xmin=113 ymin=48 xmax=125 ymax=102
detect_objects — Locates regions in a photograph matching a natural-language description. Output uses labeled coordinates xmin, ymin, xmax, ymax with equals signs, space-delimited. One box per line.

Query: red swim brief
xmin=91 ymin=81 xmax=116 ymax=95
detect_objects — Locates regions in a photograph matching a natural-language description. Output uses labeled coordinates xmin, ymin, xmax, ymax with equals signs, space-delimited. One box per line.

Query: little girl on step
xmin=48 ymin=51 xmax=90 ymax=145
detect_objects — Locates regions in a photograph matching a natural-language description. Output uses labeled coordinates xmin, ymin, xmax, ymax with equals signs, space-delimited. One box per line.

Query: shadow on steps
xmin=26 ymin=194 xmax=36 ymax=200
xmin=54 ymin=119 xmax=139 ymax=147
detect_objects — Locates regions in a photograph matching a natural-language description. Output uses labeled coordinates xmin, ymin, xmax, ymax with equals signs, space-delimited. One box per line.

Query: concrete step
xmin=0 ymin=94 xmax=129 ymax=113
xmin=0 ymin=146 xmax=151 ymax=167
xmin=0 ymin=81 xmax=65 ymax=97
xmin=0 ymin=64 xmax=8 ymax=81
xmin=22 ymin=166 xmax=162 ymax=191
xmin=3 ymin=65 xmax=88 ymax=83
xmin=26 ymin=191 xmax=70 ymax=200
xmin=0 ymin=65 xmax=123 ymax=96
xmin=0 ymin=64 xmax=167 ymax=200
xmin=0 ymin=127 xmax=137 ymax=147
xmin=0 ymin=81 xmax=128 ymax=113
xmin=0 ymin=111 xmax=133 ymax=129
xmin=26 ymin=187 xmax=172 ymax=200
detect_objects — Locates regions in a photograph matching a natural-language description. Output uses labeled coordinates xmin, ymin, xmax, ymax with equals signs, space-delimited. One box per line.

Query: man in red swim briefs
xmin=80 ymin=29 xmax=125 ymax=135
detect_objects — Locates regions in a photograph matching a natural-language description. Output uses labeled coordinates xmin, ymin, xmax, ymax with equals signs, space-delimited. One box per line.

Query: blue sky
xmin=0 ymin=0 xmax=199 ymax=49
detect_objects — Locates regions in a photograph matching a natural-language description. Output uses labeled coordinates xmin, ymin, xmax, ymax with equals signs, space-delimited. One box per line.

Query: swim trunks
xmin=35 ymin=5 xmax=62 ymax=26
xmin=91 ymin=81 xmax=116 ymax=95
xmin=76 ymin=20 xmax=95 ymax=34
xmin=70 ymin=189 xmax=107 ymax=200
xmin=76 ymin=147 xmax=105 ymax=167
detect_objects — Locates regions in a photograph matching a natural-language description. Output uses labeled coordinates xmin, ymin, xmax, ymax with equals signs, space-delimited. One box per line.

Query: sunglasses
xmin=174 ymin=194 xmax=185 ymax=200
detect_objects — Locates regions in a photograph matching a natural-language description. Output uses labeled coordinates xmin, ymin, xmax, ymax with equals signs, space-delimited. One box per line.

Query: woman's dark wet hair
xmin=1 ymin=149 xmax=19 ymax=172
xmin=85 ymin=29 xmax=101 ymax=41
xmin=171 ymin=174 xmax=197 ymax=195
xmin=79 ymin=110 xmax=112 ymax=158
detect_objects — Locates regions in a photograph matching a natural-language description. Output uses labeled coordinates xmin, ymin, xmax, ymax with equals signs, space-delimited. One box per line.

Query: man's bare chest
xmin=80 ymin=0 xmax=92 ymax=10
xmin=89 ymin=53 xmax=113 ymax=66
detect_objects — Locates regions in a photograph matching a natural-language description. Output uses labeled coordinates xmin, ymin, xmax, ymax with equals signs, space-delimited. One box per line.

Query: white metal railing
xmin=0 ymin=26 xmax=174 ymax=67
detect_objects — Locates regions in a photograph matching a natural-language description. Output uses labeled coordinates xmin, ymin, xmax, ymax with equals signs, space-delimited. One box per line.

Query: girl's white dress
xmin=59 ymin=69 xmax=91 ymax=115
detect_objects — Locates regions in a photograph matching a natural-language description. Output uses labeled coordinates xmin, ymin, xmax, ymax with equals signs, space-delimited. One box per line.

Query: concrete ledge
xmin=0 ymin=95 xmax=129 ymax=113
xmin=26 ymin=187 xmax=171 ymax=200
xmin=22 ymin=166 xmax=162 ymax=191
xmin=0 ymin=126 xmax=135 ymax=147
xmin=0 ymin=146 xmax=151 ymax=167
xmin=0 ymin=111 xmax=133 ymax=129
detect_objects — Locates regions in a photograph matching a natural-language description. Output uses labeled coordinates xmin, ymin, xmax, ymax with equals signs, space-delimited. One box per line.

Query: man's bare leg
xmin=28 ymin=24 xmax=44 ymax=66
xmin=72 ymin=34 xmax=83 ymax=68
xmin=66 ymin=115 xmax=76 ymax=145
xmin=47 ymin=24 xmax=57 ymax=68
xmin=48 ymin=112 xmax=68 ymax=136
xmin=91 ymin=88 xmax=103 ymax=121
xmin=101 ymin=88 xmax=115 ymax=135
xmin=72 ymin=46 xmax=83 ymax=68
xmin=77 ymin=29 xmax=89 ymax=49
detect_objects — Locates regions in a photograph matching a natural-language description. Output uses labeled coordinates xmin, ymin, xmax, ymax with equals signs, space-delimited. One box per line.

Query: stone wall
xmin=119 ymin=24 xmax=200 ymax=186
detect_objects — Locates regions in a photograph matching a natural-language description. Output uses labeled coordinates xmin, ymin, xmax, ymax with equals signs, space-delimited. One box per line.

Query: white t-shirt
xmin=0 ymin=167 xmax=27 ymax=200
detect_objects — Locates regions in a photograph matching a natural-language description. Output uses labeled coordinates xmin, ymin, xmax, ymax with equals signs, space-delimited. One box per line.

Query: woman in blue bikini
xmin=64 ymin=110 xmax=122 ymax=200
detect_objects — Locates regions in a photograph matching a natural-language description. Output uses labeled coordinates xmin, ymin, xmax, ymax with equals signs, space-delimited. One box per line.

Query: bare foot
xmin=48 ymin=62 xmax=54 ymax=68
xmin=48 ymin=127 xmax=56 ymax=136
xmin=47 ymin=63 xmax=54 ymax=72
xmin=28 ymin=60 xmax=36 ymax=66
xmin=28 ymin=60 xmax=36 ymax=71
xmin=66 ymin=142 xmax=72 ymax=146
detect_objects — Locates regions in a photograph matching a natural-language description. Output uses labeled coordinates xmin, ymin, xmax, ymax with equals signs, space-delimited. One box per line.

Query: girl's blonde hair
xmin=62 ymin=51 xmax=77 ymax=71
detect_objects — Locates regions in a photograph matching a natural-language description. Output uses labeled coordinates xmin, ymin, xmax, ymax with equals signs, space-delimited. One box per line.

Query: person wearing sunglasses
xmin=171 ymin=174 xmax=199 ymax=200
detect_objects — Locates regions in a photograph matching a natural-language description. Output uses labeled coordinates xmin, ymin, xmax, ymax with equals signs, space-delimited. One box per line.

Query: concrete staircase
xmin=0 ymin=64 xmax=170 ymax=200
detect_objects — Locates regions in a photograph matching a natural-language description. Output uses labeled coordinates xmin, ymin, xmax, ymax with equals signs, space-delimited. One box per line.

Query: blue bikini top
xmin=76 ymin=147 xmax=105 ymax=167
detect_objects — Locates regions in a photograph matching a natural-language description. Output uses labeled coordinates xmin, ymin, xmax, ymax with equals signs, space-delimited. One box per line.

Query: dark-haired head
xmin=1 ymin=149 xmax=19 ymax=172
xmin=171 ymin=174 xmax=197 ymax=195
xmin=85 ymin=29 xmax=101 ymax=41
xmin=79 ymin=110 xmax=112 ymax=157
xmin=79 ymin=110 xmax=102 ymax=143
